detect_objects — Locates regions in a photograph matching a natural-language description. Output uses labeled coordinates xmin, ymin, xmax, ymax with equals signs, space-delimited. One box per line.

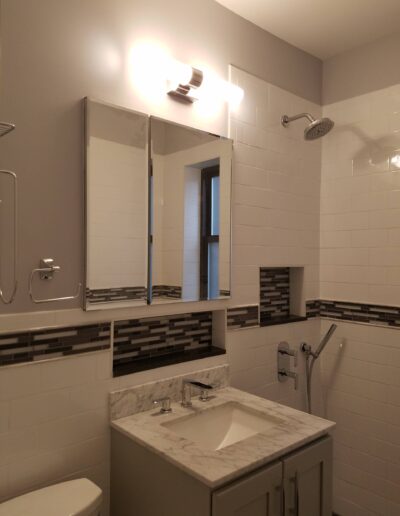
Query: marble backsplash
xmin=109 ymin=364 xmax=229 ymax=420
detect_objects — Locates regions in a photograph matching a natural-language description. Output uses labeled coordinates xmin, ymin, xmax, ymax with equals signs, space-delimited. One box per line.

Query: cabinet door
xmin=212 ymin=462 xmax=282 ymax=516
xmin=283 ymin=436 xmax=332 ymax=516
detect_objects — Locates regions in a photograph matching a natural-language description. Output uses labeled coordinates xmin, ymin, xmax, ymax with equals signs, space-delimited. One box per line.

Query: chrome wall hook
xmin=29 ymin=258 xmax=81 ymax=303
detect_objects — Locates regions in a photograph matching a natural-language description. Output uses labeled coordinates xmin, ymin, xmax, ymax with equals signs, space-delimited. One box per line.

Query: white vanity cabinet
xmin=283 ymin=437 xmax=332 ymax=516
xmin=212 ymin=437 xmax=332 ymax=516
xmin=212 ymin=461 xmax=282 ymax=516
xmin=111 ymin=430 xmax=332 ymax=516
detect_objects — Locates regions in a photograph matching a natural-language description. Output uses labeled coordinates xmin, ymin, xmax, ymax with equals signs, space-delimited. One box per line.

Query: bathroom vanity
xmin=110 ymin=384 xmax=334 ymax=516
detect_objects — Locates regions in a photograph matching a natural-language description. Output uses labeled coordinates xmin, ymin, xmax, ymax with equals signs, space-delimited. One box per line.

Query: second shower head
xmin=281 ymin=112 xmax=334 ymax=140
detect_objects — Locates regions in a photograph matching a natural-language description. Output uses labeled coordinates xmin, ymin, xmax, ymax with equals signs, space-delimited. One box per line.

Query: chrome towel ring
xmin=29 ymin=258 xmax=82 ymax=304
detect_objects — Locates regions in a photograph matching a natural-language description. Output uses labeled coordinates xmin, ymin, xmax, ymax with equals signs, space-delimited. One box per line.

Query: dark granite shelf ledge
xmin=113 ymin=346 xmax=226 ymax=377
xmin=260 ymin=315 xmax=307 ymax=327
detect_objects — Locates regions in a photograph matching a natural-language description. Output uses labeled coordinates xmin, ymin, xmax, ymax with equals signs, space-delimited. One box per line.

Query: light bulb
xmin=225 ymin=83 xmax=244 ymax=108
xmin=168 ymin=61 xmax=193 ymax=90
xmin=391 ymin=153 xmax=400 ymax=169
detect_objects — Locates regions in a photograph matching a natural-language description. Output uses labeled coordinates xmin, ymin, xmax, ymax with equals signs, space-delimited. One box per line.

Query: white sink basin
xmin=162 ymin=402 xmax=284 ymax=451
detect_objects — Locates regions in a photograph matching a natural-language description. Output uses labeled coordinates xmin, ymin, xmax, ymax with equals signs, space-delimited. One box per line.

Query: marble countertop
xmin=111 ymin=387 xmax=335 ymax=488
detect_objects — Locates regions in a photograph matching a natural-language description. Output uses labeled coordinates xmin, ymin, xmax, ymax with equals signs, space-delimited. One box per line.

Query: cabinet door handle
xmin=289 ymin=474 xmax=299 ymax=516
xmin=274 ymin=484 xmax=283 ymax=516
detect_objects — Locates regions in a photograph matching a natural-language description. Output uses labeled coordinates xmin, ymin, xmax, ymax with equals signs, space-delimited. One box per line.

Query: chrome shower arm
xmin=282 ymin=113 xmax=315 ymax=126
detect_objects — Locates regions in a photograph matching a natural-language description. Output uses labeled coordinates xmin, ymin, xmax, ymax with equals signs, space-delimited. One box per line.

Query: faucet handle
xmin=199 ymin=389 xmax=210 ymax=402
xmin=153 ymin=397 xmax=172 ymax=414
xmin=278 ymin=369 xmax=298 ymax=390
xmin=278 ymin=343 xmax=298 ymax=367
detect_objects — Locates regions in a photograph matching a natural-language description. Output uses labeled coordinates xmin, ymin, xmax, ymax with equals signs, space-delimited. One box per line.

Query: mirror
xmin=84 ymin=99 xmax=149 ymax=309
xmin=149 ymin=117 xmax=232 ymax=303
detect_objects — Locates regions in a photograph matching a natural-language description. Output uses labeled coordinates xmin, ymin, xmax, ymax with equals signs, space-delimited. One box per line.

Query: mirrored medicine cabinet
xmin=84 ymin=98 xmax=232 ymax=310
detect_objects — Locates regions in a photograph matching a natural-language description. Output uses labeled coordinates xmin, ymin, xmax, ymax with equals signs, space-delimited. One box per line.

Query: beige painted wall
xmin=323 ymin=31 xmax=400 ymax=105
xmin=0 ymin=0 xmax=321 ymax=314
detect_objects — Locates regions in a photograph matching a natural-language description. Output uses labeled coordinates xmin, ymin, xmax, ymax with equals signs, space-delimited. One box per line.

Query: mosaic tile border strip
xmin=227 ymin=305 xmax=259 ymax=330
xmin=260 ymin=267 xmax=290 ymax=324
xmin=306 ymin=299 xmax=400 ymax=327
xmin=152 ymin=285 xmax=182 ymax=299
xmin=305 ymin=300 xmax=320 ymax=318
xmin=113 ymin=311 xmax=224 ymax=376
xmin=0 ymin=323 xmax=111 ymax=367
xmin=86 ymin=286 xmax=146 ymax=304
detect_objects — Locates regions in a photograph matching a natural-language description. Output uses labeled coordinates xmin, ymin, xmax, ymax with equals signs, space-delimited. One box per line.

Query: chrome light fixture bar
xmin=168 ymin=67 xmax=204 ymax=103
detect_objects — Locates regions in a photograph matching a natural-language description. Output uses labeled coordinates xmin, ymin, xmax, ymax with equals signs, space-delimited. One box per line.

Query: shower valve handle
xmin=278 ymin=369 xmax=298 ymax=390
xmin=278 ymin=347 xmax=298 ymax=367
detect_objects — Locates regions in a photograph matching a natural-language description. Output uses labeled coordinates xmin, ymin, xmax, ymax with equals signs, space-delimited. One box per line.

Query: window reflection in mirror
xmin=84 ymin=99 xmax=149 ymax=309
xmin=150 ymin=117 xmax=232 ymax=304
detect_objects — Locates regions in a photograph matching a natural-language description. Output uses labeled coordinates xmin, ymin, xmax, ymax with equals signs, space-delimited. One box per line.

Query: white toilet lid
xmin=0 ymin=479 xmax=102 ymax=516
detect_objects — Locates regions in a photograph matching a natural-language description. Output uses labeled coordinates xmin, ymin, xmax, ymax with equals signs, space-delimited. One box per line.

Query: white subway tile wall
xmin=229 ymin=66 xmax=321 ymax=307
xmin=227 ymin=320 xmax=321 ymax=411
xmin=320 ymin=320 xmax=400 ymax=516
xmin=226 ymin=67 xmax=322 ymax=412
xmin=321 ymin=85 xmax=400 ymax=305
xmin=87 ymin=138 xmax=148 ymax=290
xmin=320 ymin=85 xmax=400 ymax=516
xmin=0 ymin=351 xmax=227 ymax=514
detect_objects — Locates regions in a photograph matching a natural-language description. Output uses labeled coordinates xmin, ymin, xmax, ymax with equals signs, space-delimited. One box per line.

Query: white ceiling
xmin=216 ymin=0 xmax=400 ymax=59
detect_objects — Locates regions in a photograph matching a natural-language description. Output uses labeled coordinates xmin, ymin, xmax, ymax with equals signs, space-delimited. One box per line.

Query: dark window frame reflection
xmin=200 ymin=165 xmax=220 ymax=300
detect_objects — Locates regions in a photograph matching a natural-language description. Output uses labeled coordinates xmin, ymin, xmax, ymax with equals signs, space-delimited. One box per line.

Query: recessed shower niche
xmin=259 ymin=267 xmax=306 ymax=326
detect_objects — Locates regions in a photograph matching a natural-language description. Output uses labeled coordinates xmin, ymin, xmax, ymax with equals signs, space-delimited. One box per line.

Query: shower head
xmin=314 ymin=323 xmax=337 ymax=359
xmin=281 ymin=113 xmax=334 ymax=140
xmin=305 ymin=117 xmax=334 ymax=140
xmin=0 ymin=122 xmax=15 ymax=138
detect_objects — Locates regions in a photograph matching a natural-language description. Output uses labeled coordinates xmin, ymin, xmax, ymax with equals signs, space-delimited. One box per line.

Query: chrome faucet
xmin=181 ymin=379 xmax=214 ymax=407
xmin=153 ymin=397 xmax=172 ymax=414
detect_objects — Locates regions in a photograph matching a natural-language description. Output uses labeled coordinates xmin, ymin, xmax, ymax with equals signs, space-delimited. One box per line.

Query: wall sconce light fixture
xmin=129 ymin=42 xmax=244 ymax=108
xmin=167 ymin=66 xmax=204 ymax=103
xmin=166 ymin=59 xmax=244 ymax=107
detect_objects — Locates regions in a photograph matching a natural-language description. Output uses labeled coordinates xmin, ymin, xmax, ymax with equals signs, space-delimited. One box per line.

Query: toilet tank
xmin=0 ymin=478 xmax=102 ymax=516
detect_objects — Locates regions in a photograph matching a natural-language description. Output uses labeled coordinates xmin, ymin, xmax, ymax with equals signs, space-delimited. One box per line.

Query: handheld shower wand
xmin=301 ymin=324 xmax=337 ymax=413
xmin=305 ymin=323 xmax=337 ymax=359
